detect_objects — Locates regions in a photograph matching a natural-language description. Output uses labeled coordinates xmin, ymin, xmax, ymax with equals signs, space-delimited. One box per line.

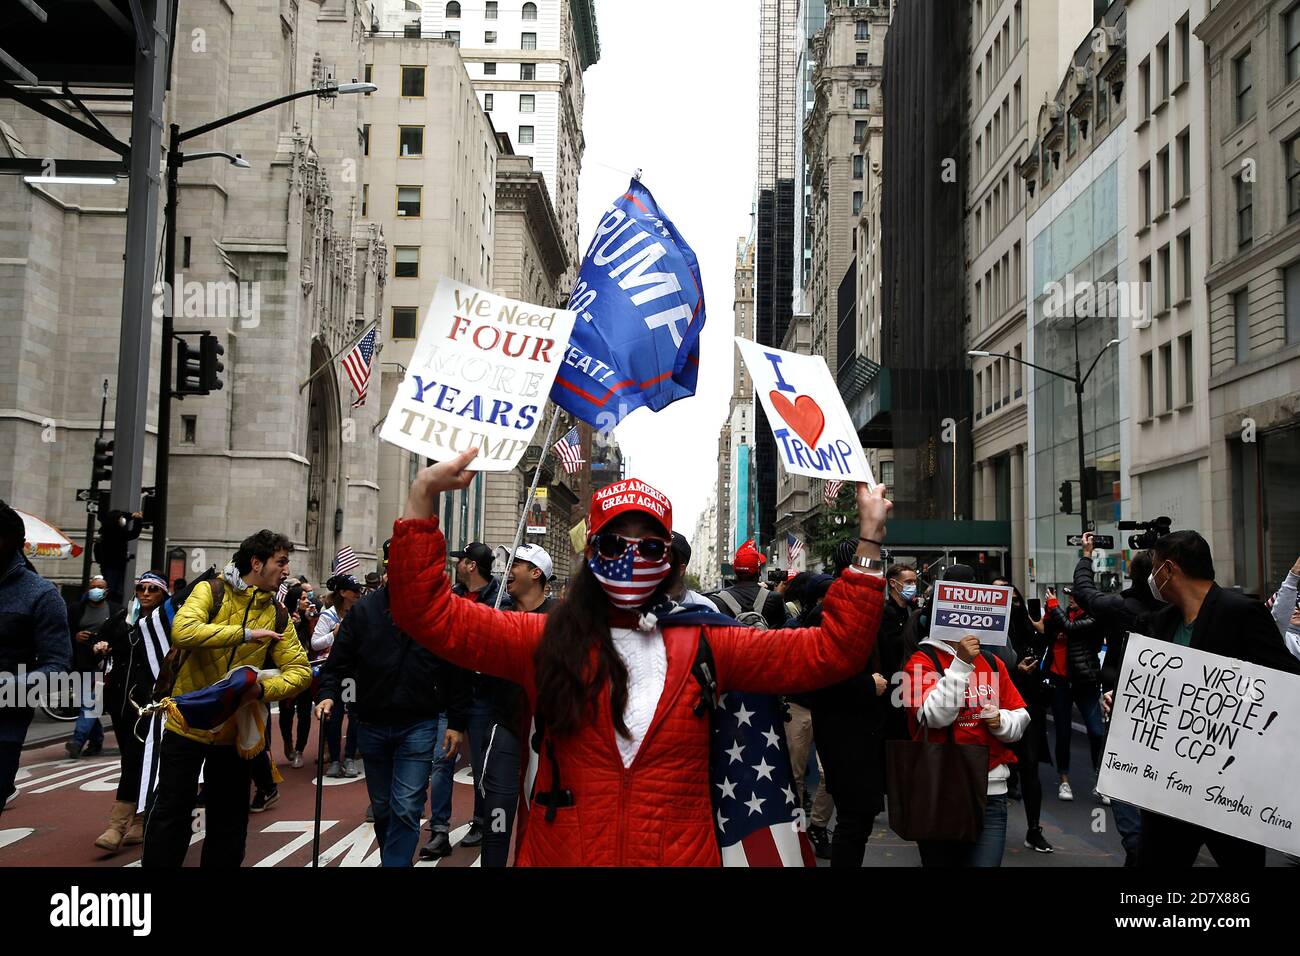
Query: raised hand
xmin=403 ymin=447 xmax=480 ymax=520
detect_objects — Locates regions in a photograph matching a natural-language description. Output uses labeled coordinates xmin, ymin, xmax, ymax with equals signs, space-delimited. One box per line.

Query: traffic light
xmin=200 ymin=333 xmax=224 ymax=392
xmin=176 ymin=337 xmax=204 ymax=396
xmin=92 ymin=438 xmax=114 ymax=486
xmin=1083 ymin=466 xmax=1098 ymax=501
xmin=1058 ymin=480 xmax=1073 ymax=515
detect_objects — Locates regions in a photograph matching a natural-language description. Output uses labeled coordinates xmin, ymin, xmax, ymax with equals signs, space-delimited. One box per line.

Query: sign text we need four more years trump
xmin=380 ymin=279 xmax=578 ymax=471
xmin=1097 ymin=634 xmax=1299 ymax=855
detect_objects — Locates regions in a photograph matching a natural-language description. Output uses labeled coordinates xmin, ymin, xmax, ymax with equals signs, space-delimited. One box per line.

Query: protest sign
xmin=734 ymin=338 xmax=874 ymax=484
xmin=380 ymin=278 xmax=577 ymax=471
xmin=928 ymin=582 xmax=1013 ymax=647
xmin=1096 ymin=634 xmax=1300 ymax=854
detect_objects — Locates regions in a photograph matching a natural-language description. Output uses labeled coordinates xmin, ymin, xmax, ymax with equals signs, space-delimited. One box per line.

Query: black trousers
xmin=141 ymin=734 xmax=253 ymax=867
xmin=811 ymin=707 xmax=884 ymax=868
xmin=107 ymin=704 xmax=147 ymax=804
xmin=278 ymin=691 xmax=312 ymax=755
xmin=1139 ymin=811 xmax=1265 ymax=867
xmin=1010 ymin=698 xmax=1047 ymax=830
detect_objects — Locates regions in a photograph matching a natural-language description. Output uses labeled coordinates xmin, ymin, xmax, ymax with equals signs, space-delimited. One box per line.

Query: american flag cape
xmin=515 ymin=600 xmax=814 ymax=867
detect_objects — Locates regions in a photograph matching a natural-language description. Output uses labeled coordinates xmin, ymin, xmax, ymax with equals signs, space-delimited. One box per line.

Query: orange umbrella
xmin=16 ymin=509 xmax=83 ymax=559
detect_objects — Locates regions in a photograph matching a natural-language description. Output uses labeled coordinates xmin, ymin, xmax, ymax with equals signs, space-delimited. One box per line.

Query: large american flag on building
xmin=331 ymin=547 xmax=359 ymax=576
xmin=551 ymin=425 xmax=585 ymax=475
xmin=711 ymin=690 xmax=816 ymax=866
xmin=786 ymin=532 xmax=804 ymax=564
xmin=341 ymin=327 xmax=377 ymax=408
xmin=824 ymin=479 xmax=844 ymax=505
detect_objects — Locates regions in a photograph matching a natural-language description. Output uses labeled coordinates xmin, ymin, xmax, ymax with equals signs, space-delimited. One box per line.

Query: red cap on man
xmin=733 ymin=539 xmax=766 ymax=575
xmin=588 ymin=478 xmax=673 ymax=537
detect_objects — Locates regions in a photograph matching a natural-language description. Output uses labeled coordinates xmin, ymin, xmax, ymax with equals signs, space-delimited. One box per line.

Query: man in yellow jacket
xmin=142 ymin=530 xmax=311 ymax=867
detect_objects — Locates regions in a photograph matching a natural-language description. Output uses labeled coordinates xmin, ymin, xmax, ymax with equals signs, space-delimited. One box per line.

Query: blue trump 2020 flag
xmin=550 ymin=178 xmax=706 ymax=427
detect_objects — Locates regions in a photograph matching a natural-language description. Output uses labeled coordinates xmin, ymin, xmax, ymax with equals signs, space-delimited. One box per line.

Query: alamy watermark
xmin=0 ymin=668 xmax=100 ymax=714
xmin=152 ymin=272 xmax=261 ymax=328
xmin=1042 ymin=274 xmax=1149 ymax=327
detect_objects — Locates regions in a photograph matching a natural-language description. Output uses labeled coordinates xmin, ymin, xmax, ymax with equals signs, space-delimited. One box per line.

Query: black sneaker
xmin=1024 ymin=827 xmax=1054 ymax=853
xmin=418 ymin=832 xmax=452 ymax=860
xmin=459 ymin=820 xmax=484 ymax=847
xmin=807 ymin=824 xmax=831 ymax=860
xmin=250 ymin=789 xmax=279 ymax=813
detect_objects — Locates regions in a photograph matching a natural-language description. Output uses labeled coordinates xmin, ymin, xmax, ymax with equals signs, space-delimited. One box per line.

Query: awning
xmin=17 ymin=509 xmax=83 ymax=560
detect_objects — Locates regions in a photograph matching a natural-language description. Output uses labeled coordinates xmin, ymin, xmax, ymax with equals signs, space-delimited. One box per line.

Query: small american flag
xmin=551 ymin=425 xmax=584 ymax=475
xmin=824 ymin=479 xmax=844 ymax=505
xmin=331 ymin=547 xmax=359 ymax=576
xmin=786 ymin=532 xmax=804 ymax=564
xmin=340 ymin=327 xmax=377 ymax=408
xmin=712 ymin=691 xmax=815 ymax=867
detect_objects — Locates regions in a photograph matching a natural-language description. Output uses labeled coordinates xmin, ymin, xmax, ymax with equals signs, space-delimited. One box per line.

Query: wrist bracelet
xmin=859 ymin=536 xmax=884 ymax=548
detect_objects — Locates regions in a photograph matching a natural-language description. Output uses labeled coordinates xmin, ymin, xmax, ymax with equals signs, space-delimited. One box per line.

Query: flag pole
xmin=494 ymin=408 xmax=563 ymax=610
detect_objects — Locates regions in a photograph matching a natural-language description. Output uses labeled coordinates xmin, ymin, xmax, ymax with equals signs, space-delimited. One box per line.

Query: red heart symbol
xmin=769 ymin=391 xmax=825 ymax=449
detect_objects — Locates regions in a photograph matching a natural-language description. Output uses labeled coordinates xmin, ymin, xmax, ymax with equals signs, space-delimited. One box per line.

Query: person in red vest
xmin=387 ymin=448 xmax=891 ymax=867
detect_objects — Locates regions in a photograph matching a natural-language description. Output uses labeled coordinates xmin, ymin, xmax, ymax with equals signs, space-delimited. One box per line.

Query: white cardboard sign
xmin=380 ymin=278 xmax=577 ymax=471
xmin=929 ymin=582 xmax=1014 ymax=647
xmin=734 ymin=337 xmax=874 ymax=485
xmin=1096 ymin=634 xmax=1300 ymax=855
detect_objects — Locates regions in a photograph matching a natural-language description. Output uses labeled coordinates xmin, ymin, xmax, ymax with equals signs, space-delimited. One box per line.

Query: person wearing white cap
xmin=472 ymin=543 xmax=559 ymax=866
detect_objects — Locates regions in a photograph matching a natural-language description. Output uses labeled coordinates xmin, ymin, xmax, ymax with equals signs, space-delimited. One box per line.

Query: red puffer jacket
xmin=388 ymin=516 xmax=885 ymax=867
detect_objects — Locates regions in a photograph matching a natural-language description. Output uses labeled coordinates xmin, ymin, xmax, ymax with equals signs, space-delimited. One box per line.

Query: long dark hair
xmin=534 ymin=551 xmax=683 ymax=739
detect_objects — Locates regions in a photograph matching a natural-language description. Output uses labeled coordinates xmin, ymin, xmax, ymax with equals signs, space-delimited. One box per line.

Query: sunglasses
xmin=591 ymin=532 xmax=670 ymax=563
xmin=135 ymin=584 xmax=164 ymax=595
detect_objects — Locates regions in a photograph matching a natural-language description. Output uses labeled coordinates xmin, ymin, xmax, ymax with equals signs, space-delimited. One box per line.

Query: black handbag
xmin=886 ymin=647 xmax=989 ymax=843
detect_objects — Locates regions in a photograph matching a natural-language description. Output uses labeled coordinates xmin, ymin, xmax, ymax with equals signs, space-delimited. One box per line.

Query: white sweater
xmin=609 ymin=626 xmax=668 ymax=768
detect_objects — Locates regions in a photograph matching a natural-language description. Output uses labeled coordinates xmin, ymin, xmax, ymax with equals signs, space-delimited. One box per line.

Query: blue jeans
xmin=356 ymin=719 xmax=438 ymax=867
xmin=465 ymin=692 xmax=492 ymax=825
xmin=426 ymin=713 xmax=454 ymax=833
xmin=70 ymin=678 xmax=104 ymax=751
xmin=918 ymin=794 xmax=1009 ymax=867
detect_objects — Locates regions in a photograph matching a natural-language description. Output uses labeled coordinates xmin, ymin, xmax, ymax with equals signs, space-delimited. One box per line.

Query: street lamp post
xmin=970 ymin=332 xmax=1118 ymax=538
xmin=150 ymin=81 xmax=377 ymax=570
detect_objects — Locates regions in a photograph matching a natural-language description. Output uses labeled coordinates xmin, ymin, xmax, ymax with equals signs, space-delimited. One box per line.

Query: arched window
xmin=446 ymin=1 xmax=461 ymax=18
xmin=522 ymin=2 xmax=538 ymax=21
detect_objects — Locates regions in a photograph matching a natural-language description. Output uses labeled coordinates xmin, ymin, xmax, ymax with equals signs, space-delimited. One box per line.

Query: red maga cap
xmin=589 ymin=478 xmax=673 ymax=537
xmin=733 ymin=539 xmax=766 ymax=574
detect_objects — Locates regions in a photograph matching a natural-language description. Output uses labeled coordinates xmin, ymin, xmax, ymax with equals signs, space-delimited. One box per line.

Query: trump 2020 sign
xmin=735 ymin=337 xmax=874 ymax=486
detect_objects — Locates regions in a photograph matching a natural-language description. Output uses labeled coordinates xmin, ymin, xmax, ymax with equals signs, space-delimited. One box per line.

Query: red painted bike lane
xmin=1 ymin=730 xmax=483 ymax=867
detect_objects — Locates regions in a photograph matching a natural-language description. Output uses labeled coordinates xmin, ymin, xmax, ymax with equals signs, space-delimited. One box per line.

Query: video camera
xmin=1117 ymin=516 xmax=1172 ymax=550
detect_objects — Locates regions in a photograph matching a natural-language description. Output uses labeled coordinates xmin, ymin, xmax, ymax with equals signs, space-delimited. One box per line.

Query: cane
xmin=312 ymin=706 xmax=326 ymax=867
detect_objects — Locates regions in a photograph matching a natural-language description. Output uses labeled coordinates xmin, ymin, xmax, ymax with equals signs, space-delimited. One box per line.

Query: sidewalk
xmin=22 ymin=713 xmax=107 ymax=750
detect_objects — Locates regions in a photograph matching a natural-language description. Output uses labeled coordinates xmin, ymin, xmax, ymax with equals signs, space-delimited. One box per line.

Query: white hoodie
xmin=916 ymin=637 xmax=1032 ymax=796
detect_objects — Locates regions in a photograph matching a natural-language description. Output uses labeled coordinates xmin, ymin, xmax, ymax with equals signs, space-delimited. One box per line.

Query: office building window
xmin=1067 ymin=114 xmax=1078 ymax=156
xmin=1140 ymin=163 xmax=1151 ymax=225
xmin=361 ymin=183 xmax=368 ymax=217
xmin=1237 ymin=174 xmax=1253 ymax=248
xmin=1097 ymin=74 xmax=1109 ymax=125
xmin=852 ymin=191 xmax=863 ymax=216
xmin=1177 ymin=16 xmax=1190 ymax=87
xmin=853 ymin=154 xmax=864 ymax=179
xmin=854 ymin=120 xmax=866 ymax=143
xmin=1235 ymin=48 xmax=1254 ymax=123
xmin=1177 ymin=128 xmax=1191 ymax=200
xmin=485 ymin=31 xmax=497 ymax=44
xmin=393 ymin=306 xmax=418 ymax=339
xmin=1159 ymin=244 xmax=1171 ymax=312
xmin=522 ymin=32 xmax=537 ymax=50
xmin=182 ymin=415 xmax=196 ymax=444
xmin=399 ymin=126 xmax=424 ymax=157
xmin=485 ymin=1 xmax=497 ymax=19
xmin=1140 ymin=57 xmax=1151 ymax=119
xmin=484 ymin=93 xmax=493 ymax=111
xmin=1158 ymin=146 xmax=1170 ymax=213
xmin=1286 ymin=262 xmax=1300 ymax=344
xmin=447 ymin=30 xmax=459 ymax=45
xmin=1287 ymin=133 xmax=1300 ymax=220
xmin=1157 ymin=35 xmax=1170 ymax=102
xmin=1160 ymin=343 xmax=1173 ymax=412
xmin=395 ymin=246 xmax=420 ymax=278
xmin=520 ymin=62 xmax=535 ymax=80
xmin=1178 ymin=230 xmax=1192 ymax=302
xmin=1234 ymin=288 xmax=1250 ymax=361
xmin=975 ymin=371 xmax=983 ymax=419
xmin=854 ymin=88 xmax=868 ymax=109
xmin=1180 ymin=334 xmax=1194 ymax=405
xmin=522 ymin=1 xmax=537 ymax=20
xmin=401 ymin=66 xmax=425 ymax=97
xmin=856 ymin=52 xmax=868 ymax=67
xmin=445 ymin=1 xmax=459 ymax=17
xmin=484 ymin=61 xmax=496 ymax=75
xmin=1142 ymin=352 xmax=1154 ymax=418
xmin=518 ymin=125 xmax=534 ymax=144
xmin=520 ymin=94 xmax=535 ymax=113
xmin=364 ymin=64 xmax=372 ymax=94
xmin=397 ymin=185 xmax=422 ymax=217
xmin=361 ymin=123 xmax=370 ymax=156
xmin=1288 ymin=4 xmax=1300 ymax=83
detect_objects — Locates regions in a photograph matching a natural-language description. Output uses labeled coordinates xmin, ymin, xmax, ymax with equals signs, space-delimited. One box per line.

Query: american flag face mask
xmin=587 ymin=533 xmax=674 ymax=610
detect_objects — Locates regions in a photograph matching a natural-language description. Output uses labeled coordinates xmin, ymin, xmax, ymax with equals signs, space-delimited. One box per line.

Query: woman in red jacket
xmin=388 ymin=448 xmax=891 ymax=867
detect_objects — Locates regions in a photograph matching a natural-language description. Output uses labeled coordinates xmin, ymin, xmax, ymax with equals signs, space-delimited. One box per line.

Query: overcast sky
xmin=577 ymin=0 xmax=760 ymax=546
